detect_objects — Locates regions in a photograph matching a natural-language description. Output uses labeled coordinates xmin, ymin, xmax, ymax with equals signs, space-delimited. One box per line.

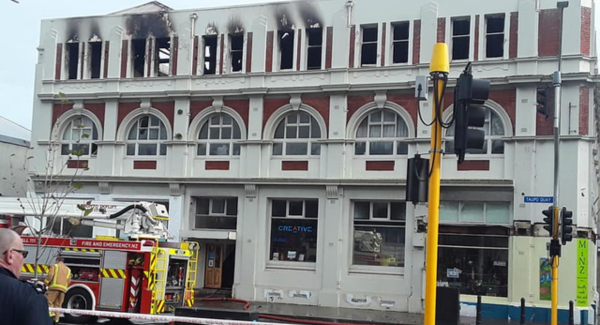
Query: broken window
xmin=306 ymin=28 xmax=323 ymax=70
xmin=66 ymin=42 xmax=79 ymax=80
xmin=89 ymin=42 xmax=102 ymax=79
xmin=392 ymin=22 xmax=410 ymax=64
xmin=155 ymin=37 xmax=171 ymax=77
xmin=230 ymin=33 xmax=243 ymax=72
xmin=361 ymin=26 xmax=378 ymax=66
xmin=204 ymin=35 xmax=218 ymax=75
xmin=486 ymin=15 xmax=505 ymax=58
xmin=279 ymin=30 xmax=294 ymax=70
xmin=131 ymin=39 xmax=146 ymax=78
xmin=452 ymin=18 xmax=470 ymax=60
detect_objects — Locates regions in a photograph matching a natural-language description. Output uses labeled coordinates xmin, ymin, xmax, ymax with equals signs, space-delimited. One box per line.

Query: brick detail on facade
xmin=347 ymin=94 xmax=375 ymax=122
xmin=387 ymin=93 xmax=419 ymax=130
xmin=349 ymin=25 xmax=356 ymax=68
xmin=152 ymin=102 xmax=176 ymax=127
xmin=224 ymin=99 xmax=250 ymax=129
xmin=52 ymin=102 xmax=106 ymax=128
xmin=381 ymin=23 xmax=386 ymax=66
xmin=581 ymin=7 xmax=591 ymax=56
xmin=325 ymin=27 xmax=333 ymax=69
xmin=121 ymin=40 xmax=128 ymax=78
xmin=538 ymin=9 xmax=561 ymax=57
xmin=282 ymin=161 xmax=309 ymax=171
xmin=474 ymin=15 xmax=480 ymax=61
xmin=457 ymin=160 xmax=490 ymax=171
xmin=205 ymin=161 xmax=230 ymax=170
xmin=366 ymin=161 xmax=395 ymax=171
xmin=297 ymin=29 xmax=302 ymax=71
xmin=302 ymin=96 xmax=331 ymax=129
xmin=117 ymin=102 xmax=141 ymax=126
xmin=263 ymin=97 xmax=291 ymax=126
xmin=55 ymin=43 xmax=62 ymax=80
xmin=103 ymin=41 xmax=110 ymax=78
xmin=579 ymin=86 xmax=590 ymax=135
xmin=192 ymin=36 xmax=199 ymax=75
xmin=489 ymin=89 xmax=517 ymax=132
xmin=437 ymin=18 xmax=446 ymax=43
xmin=67 ymin=160 xmax=89 ymax=169
xmin=509 ymin=12 xmax=518 ymax=59
xmin=133 ymin=161 xmax=157 ymax=170
xmin=246 ymin=32 xmax=253 ymax=73
xmin=190 ymin=100 xmax=213 ymax=121
xmin=412 ymin=20 xmax=421 ymax=65
xmin=219 ymin=34 xmax=225 ymax=75
xmin=266 ymin=31 xmax=274 ymax=72
xmin=171 ymin=36 xmax=178 ymax=76
xmin=536 ymin=88 xmax=555 ymax=136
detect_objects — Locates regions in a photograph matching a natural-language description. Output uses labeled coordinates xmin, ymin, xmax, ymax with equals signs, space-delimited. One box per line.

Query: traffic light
xmin=453 ymin=67 xmax=490 ymax=163
xmin=536 ymin=87 xmax=550 ymax=118
xmin=406 ymin=154 xmax=429 ymax=204
xmin=560 ymin=207 xmax=573 ymax=244
xmin=542 ymin=205 xmax=555 ymax=237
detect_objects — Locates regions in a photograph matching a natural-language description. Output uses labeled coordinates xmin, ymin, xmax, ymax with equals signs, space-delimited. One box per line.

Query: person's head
xmin=56 ymin=256 xmax=64 ymax=263
xmin=0 ymin=228 xmax=26 ymax=277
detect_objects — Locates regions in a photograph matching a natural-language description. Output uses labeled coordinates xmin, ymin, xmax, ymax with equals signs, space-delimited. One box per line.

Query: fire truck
xmin=0 ymin=198 xmax=199 ymax=324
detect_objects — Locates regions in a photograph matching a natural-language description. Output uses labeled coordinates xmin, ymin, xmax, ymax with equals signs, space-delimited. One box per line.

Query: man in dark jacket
xmin=0 ymin=228 xmax=52 ymax=325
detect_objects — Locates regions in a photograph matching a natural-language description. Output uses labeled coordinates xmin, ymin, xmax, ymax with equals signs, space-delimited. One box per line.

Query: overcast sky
xmin=0 ymin=0 xmax=598 ymax=133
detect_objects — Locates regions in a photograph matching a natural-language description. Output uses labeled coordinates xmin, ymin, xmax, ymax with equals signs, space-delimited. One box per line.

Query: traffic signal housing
xmin=536 ymin=87 xmax=550 ymax=118
xmin=560 ymin=207 xmax=573 ymax=244
xmin=453 ymin=69 xmax=491 ymax=163
xmin=542 ymin=205 xmax=555 ymax=237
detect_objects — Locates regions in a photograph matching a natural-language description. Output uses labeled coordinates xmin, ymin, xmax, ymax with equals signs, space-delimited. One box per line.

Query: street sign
xmin=524 ymin=196 xmax=554 ymax=203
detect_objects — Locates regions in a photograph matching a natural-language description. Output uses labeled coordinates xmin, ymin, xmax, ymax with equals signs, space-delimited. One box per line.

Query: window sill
xmin=124 ymin=156 xmax=167 ymax=159
xmin=349 ymin=265 xmax=404 ymax=276
xmin=195 ymin=156 xmax=241 ymax=160
xmin=266 ymin=261 xmax=317 ymax=272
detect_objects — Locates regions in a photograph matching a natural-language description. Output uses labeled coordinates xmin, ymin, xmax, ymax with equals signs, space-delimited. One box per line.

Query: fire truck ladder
xmin=153 ymin=248 xmax=168 ymax=314
xmin=184 ymin=242 xmax=200 ymax=307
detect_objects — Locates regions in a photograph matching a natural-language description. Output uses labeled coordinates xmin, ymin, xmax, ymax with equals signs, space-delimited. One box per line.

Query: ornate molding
xmin=245 ymin=184 xmax=257 ymax=198
xmin=169 ymin=183 xmax=185 ymax=196
xmin=98 ymin=182 xmax=110 ymax=195
xmin=326 ymin=185 xmax=340 ymax=199
xmin=290 ymin=94 xmax=302 ymax=111
xmin=374 ymin=91 xmax=387 ymax=109
xmin=212 ymin=96 xmax=224 ymax=113
xmin=140 ymin=98 xmax=151 ymax=114
xmin=73 ymin=100 xmax=84 ymax=112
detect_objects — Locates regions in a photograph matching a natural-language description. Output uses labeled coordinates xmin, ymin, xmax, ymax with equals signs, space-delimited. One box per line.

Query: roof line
xmin=0 ymin=116 xmax=31 ymax=133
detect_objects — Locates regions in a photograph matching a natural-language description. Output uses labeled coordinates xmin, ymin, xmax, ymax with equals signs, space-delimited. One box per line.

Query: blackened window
xmin=485 ymin=15 xmax=505 ymax=58
xmin=361 ymin=26 xmax=378 ymax=66
xmin=307 ymin=28 xmax=323 ymax=70
xmin=194 ymin=197 xmax=238 ymax=230
xmin=204 ymin=35 xmax=218 ymax=75
xmin=132 ymin=39 xmax=146 ymax=77
xmin=67 ymin=42 xmax=79 ymax=80
xmin=392 ymin=22 xmax=410 ymax=64
xmin=230 ymin=34 xmax=244 ymax=72
xmin=89 ymin=42 xmax=102 ymax=79
xmin=452 ymin=18 xmax=470 ymax=60
xmin=279 ymin=30 xmax=295 ymax=70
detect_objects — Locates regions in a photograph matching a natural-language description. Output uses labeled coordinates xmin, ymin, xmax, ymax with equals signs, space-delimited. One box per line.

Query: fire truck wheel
xmin=63 ymin=288 xmax=97 ymax=324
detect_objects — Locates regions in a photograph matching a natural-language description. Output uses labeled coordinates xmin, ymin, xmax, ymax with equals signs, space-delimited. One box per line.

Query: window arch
xmin=354 ymin=108 xmax=410 ymax=155
xmin=273 ymin=111 xmax=322 ymax=156
xmin=61 ymin=115 xmax=99 ymax=157
xmin=197 ymin=113 xmax=242 ymax=156
xmin=444 ymin=109 xmax=506 ymax=155
xmin=126 ymin=114 xmax=168 ymax=156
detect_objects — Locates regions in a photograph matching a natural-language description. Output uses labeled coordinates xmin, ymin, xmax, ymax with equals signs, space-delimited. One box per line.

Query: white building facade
xmin=28 ymin=0 xmax=599 ymax=322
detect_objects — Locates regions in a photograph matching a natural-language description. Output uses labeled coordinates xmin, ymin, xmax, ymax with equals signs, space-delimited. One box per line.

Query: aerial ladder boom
xmin=0 ymin=197 xmax=173 ymax=240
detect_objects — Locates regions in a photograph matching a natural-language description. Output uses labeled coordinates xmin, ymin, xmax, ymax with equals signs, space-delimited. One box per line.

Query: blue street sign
xmin=524 ymin=196 xmax=554 ymax=203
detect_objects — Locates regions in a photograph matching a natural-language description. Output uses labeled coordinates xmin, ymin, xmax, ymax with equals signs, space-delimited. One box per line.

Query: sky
xmin=0 ymin=0 xmax=598 ymax=133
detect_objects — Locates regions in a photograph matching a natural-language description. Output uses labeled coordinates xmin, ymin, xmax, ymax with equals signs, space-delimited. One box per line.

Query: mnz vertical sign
xmin=576 ymin=238 xmax=588 ymax=307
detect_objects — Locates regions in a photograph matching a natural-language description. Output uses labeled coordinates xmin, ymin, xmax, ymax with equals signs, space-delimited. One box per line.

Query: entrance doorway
xmin=204 ymin=243 xmax=235 ymax=289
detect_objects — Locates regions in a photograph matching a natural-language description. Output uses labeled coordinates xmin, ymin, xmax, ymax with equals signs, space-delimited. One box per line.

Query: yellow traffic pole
xmin=424 ymin=43 xmax=449 ymax=325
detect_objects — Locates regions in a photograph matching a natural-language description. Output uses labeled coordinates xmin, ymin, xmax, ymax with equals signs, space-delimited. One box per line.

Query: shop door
xmin=204 ymin=244 xmax=223 ymax=289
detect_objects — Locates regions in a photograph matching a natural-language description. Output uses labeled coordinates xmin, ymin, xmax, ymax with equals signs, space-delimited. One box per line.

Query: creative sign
xmin=576 ymin=238 xmax=588 ymax=307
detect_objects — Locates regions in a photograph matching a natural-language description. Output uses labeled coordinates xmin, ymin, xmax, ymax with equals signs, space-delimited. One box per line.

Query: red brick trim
xmin=437 ymin=18 xmax=446 ymax=43
xmin=171 ymin=36 xmax=178 ymax=76
xmin=457 ymin=160 xmax=490 ymax=171
xmin=55 ymin=43 xmax=62 ymax=80
xmin=266 ymin=31 xmax=274 ymax=72
xmin=474 ymin=15 xmax=480 ymax=61
xmin=580 ymin=86 xmax=590 ymax=135
xmin=120 ymin=40 xmax=128 ymax=78
xmin=509 ymin=12 xmax=518 ymax=59
xmin=296 ymin=29 xmax=302 ymax=71
xmin=581 ymin=7 xmax=591 ymax=56
xmin=152 ymin=101 xmax=175 ymax=128
xmin=192 ymin=36 xmax=199 ymax=75
xmin=349 ymin=25 xmax=356 ymax=68
xmin=366 ymin=161 xmax=395 ymax=171
xmin=282 ymin=161 xmax=308 ymax=171
xmin=538 ymin=9 xmax=560 ymax=57
xmin=325 ymin=27 xmax=333 ymax=69
xmin=380 ymin=23 xmax=386 ymax=66
xmin=117 ymin=102 xmax=141 ymax=126
xmin=219 ymin=34 xmax=225 ymax=74
xmin=224 ymin=99 xmax=250 ymax=129
xmin=85 ymin=103 xmax=106 ymax=127
xmin=205 ymin=161 xmax=230 ymax=170
xmin=246 ymin=32 xmax=253 ymax=73
xmin=412 ymin=20 xmax=421 ymax=65
xmin=67 ymin=160 xmax=88 ymax=169
xmin=190 ymin=100 xmax=213 ymax=121
xmin=133 ymin=161 xmax=157 ymax=170
xmin=347 ymin=94 xmax=375 ymax=123
xmin=103 ymin=41 xmax=110 ymax=78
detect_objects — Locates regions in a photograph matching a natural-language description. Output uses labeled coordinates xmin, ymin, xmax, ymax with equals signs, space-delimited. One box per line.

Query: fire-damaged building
xmin=28 ymin=0 xmax=599 ymax=322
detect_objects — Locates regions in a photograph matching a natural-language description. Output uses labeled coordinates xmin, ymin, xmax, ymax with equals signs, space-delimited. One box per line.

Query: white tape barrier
xmin=49 ymin=308 xmax=296 ymax=325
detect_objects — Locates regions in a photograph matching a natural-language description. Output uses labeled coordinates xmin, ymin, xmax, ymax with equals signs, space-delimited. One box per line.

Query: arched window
xmin=61 ymin=116 xmax=99 ymax=156
xmin=273 ymin=111 xmax=322 ymax=156
xmin=126 ymin=115 xmax=168 ymax=156
xmin=355 ymin=109 xmax=409 ymax=155
xmin=445 ymin=109 xmax=505 ymax=154
xmin=197 ymin=113 xmax=242 ymax=156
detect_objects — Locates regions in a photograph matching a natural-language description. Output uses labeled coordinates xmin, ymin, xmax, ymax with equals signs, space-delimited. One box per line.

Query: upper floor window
xmin=66 ymin=42 xmax=80 ymax=80
xmin=230 ymin=33 xmax=244 ymax=72
xmin=154 ymin=37 xmax=171 ymax=77
xmin=452 ymin=18 xmax=471 ymax=60
xmin=279 ymin=29 xmax=295 ymax=70
xmin=126 ymin=115 xmax=168 ymax=156
xmin=392 ymin=22 xmax=410 ymax=64
xmin=361 ymin=25 xmax=378 ymax=66
xmin=204 ymin=35 xmax=218 ymax=75
xmin=306 ymin=27 xmax=323 ymax=70
xmin=89 ymin=41 xmax=102 ymax=79
xmin=440 ymin=201 xmax=511 ymax=224
xmin=197 ymin=113 xmax=241 ymax=156
xmin=445 ymin=109 xmax=505 ymax=155
xmin=485 ymin=15 xmax=505 ymax=58
xmin=352 ymin=201 xmax=406 ymax=268
xmin=270 ymin=199 xmax=318 ymax=263
xmin=61 ymin=116 xmax=99 ymax=157
xmin=355 ymin=109 xmax=409 ymax=156
xmin=194 ymin=197 xmax=238 ymax=230
xmin=273 ymin=111 xmax=321 ymax=156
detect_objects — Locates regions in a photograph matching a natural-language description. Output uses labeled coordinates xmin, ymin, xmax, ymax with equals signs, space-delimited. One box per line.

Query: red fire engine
xmin=0 ymin=198 xmax=199 ymax=324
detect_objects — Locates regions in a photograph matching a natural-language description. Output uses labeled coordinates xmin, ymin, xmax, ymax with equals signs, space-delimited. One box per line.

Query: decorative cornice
xmin=99 ymin=182 xmax=110 ymax=194
xmin=245 ymin=184 xmax=257 ymax=198
xmin=169 ymin=183 xmax=185 ymax=196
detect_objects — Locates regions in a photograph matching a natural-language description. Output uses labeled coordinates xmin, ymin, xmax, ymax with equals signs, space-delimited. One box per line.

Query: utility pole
xmin=423 ymin=43 xmax=449 ymax=325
